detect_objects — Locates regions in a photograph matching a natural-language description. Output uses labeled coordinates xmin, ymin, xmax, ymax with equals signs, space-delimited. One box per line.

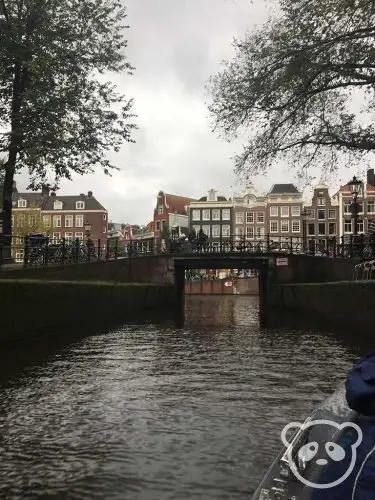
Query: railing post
xmin=360 ymin=233 xmax=364 ymax=260
xmin=349 ymin=234 xmax=353 ymax=259
xmin=23 ymin=235 xmax=29 ymax=268
xmin=333 ymin=237 xmax=337 ymax=258
xmin=289 ymin=236 xmax=293 ymax=255
xmin=97 ymin=239 xmax=101 ymax=260
xmin=106 ymin=240 xmax=110 ymax=260
xmin=75 ymin=238 xmax=80 ymax=263
xmin=43 ymin=236 xmax=49 ymax=265
xmin=115 ymin=238 xmax=118 ymax=259
xmin=266 ymin=233 xmax=270 ymax=253
xmin=61 ymin=238 xmax=66 ymax=265
xmin=0 ymin=234 xmax=3 ymax=268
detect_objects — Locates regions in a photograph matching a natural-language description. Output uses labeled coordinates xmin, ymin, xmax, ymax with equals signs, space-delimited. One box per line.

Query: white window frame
xmin=307 ymin=209 xmax=315 ymax=219
xmin=103 ymin=213 xmax=107 ymax=220
xmin=256 ymin=212 xmax=265 ymax=223
xmin=76 ymin=201 xmax=85 ymax=210
xmin=256 ymin=226 xmax=265 ymax=238
xmin=53 ymin=215 xmax=61 ymax=228
xmin=53 ymin=200 xmax=63 ymax=210
xmin=246 ymin=226 xmax=254 ymax=239
xmin=52 ymin=232 xmax=61 ymax=242
xmin=202 ymin=209 xmax=210 ymax=221
xmin=308 ymin=223 xmax=315 ymax=236
xmin=235 ymin=212 xmax=244 ymax=224
xmin=212 ymin=209 xmax=220 ymax=220
xmin=317 ymin=197 xmax=325 ymax=206
xmin=212 ymin=225 xmax=220 ymax=237
xmin=75 ymin=214 xmax=84 ymax=227
xmin=235 ymin=227 xmax=244 ymax=237
xmin=280 ymin=206 xmax=289 ymax=218
xmin=75 ymin=232 xmax=84 ymax=240
xmin=202 ymin=225 xmax=210 ymax=237
xmin=18 ymin=199 xmax=27 ymax=208
xmin=344 ymin=203 xmax=351 ymax=214
xmin=344 ymin=220 xmax=352 ymax=233
xmin=42 ymin=215 xmax=51 ymax=227
xmin=15 ymin=250 xmax=24 ymax=263
xmin=246 ymin=212 xmax=254 ymax=224
xmin=317 ymin=209 xmax=325 ymax=220
xmin=328 ymin=209 xmax=336 ymax=219
xmin=222 ymin=224 xmax=230 ymax=237
xmin=367 ymin=201 xmax=375 ymax=214
xmin=270 ymin=220 xmax=278 ymax=233
xmin=192 ymin=209 xmax=200 ymax=221
xmin=358 ymin=220 xmax=364 ymax=233
xmin=292 ymin=220 xmax=300 ymax=233
xmin=269 ymin=206 xmax=278 ymax=217
xmin=291 ymin=206 xmax=300 ymax=217
xmin=318 ymin=223 xmax=326 ymax=236
xmin=222 ymin=209 xmax=231 ymax=221
xmin=281 ymin=220 xmax=289 ymax=233
xmin=65 ymin=232 xmax=73 ymax=241
xmin=65 ymin=215 xmax=73 ymax=227
xmin=328 ymin=222 xmax=336 ymax=235
xmin=192 ymin=225 xmax=200 ymax=234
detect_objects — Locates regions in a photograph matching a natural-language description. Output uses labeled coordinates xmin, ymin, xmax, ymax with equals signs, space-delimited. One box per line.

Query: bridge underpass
xmin=174 ymin=256 xmax=269 ymax=328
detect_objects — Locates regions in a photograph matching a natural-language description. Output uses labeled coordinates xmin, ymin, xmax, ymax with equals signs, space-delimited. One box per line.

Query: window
xmin=344 ymin=203 xmax=351 ymax=214
xmin=103 ymin=214 xmax=107 ymax=220
xmin=65 ymin=232 xmax=73 ymax=241
xmin=235 ymin=227 xmax=244 ymax=237
xmin=318 ymin=223 xmax=326 ymax=235
xmin=193 ymin=225 xmax=200 ymax=234
xmin=256 ymin=226 xmax=265 ymax=238
xmin=156 ymin=221 xmax=161 ymax=231
xmin=317 ymin=197 xmax=325 ymax=206
xmin=328 ymin=223 xmax=336 ymax=235
xmin=161 ymin=220 xmax=166 ymax=229
xmin=15 ymin=250 xmax=24 ymax=263
xmin=76 ymin=201 xmax=85 ymax=210
xmin=42 ymin=215 xmax=51 ymax=227
xmin=281 ymin=220 xmax=289 ymax=232
xmin=18 ymin=199 xmax=27 ymax=208
xmin=328 ymin=209 xmax=336 ymax=219
xmin=65 ymin=215 xmax=73 ymax=227
xmin=292 ymin=220 xmax=300 ymax=232
xmin=202 ymin=225 xmax=210 ymax=237
xmin=270 ymin=206 xmax=278 ymax=217
xmin=317 ymin=209 xmax=325 ymax=220
xmin=307 ymin=208 xmax=315 ymax=219
xmin=308 ymin=223 xmax=315 ymax=235
xmin=256 ymin=212 xmax=265 ymax=223
xmin=75 ymin=232 xmax=84 ymax=240
xmin=103 ymin=227 xmax=107 ymax=234
xmin=28 ymin=215 xmax=36 ymax=226
xmin=358 ymin=203 xmax=364 ymax=213
xmin=208 ymin=189 xmax=216 ymax=201
xmin=202 ymin=209 xmax=210 ymax=220
xmin=17 ymin=215 xmax=25 ymax=227
xmin=358 ymin=220 xmax=364 ymax=233
xmin=212 ymin=209 xmax=220 ymax=220
xmin=291 ymin=206 xmax=301 ymax=217
xmin=270 ymin=221 xmax=278 ymax=233
xmin=192 ymin=209 xmax=200 ymax=220
xmin=52 ymin=232 xmax=61 ymax=242
xmin=235 ymin=212 xmax=244 ymax=224
xmin=53 ymin=215 xmax=61 ymax=227
xmin=344 ymin=220 xmax=352 ymax=233
xmin=212 ymin=225 xmax=220 ymax=237
xmin=246 ymin=226 xmax=254 ymax=239
xmin=75 ymin=215 xmax=84 ymax=227
xmin=222 ymin=225 xmax=230 ymax=237
xmin=281 ymin=206 xmax=289 ymax=217
xmin=368 ymin=201 xmax=375 ymax=213
xmin=246 ymin=212 xmax=254 ymax=224
xmin=53 ymin=200 xmax=63 ymax=210
xmin=222 ymin=209 xmax=231 ymax=220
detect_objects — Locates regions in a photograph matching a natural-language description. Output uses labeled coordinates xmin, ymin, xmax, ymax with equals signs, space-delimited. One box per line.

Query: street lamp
xmin=301 ymin=207 xmax=308 ymax=253
xmin=84 ymin=221 xmax=92 ymax=238
xmin=346 ymin=176 xmax=362 ymax=236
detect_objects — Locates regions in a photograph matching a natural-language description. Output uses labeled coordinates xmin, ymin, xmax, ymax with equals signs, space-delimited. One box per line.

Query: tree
xmin=207 ymin=0 xmax=375 ymax=181
xmin=0 ymin=0 xmax=136 ymax=240
xmin=160 ymin=223 xmax=170 ymax=241
xmin=13 ymin=209 xmax=52 ymax=237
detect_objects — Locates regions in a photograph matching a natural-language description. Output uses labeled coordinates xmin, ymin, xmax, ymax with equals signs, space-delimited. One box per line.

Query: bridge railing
xmin=0 ymin=233 xmax=373 ymax=269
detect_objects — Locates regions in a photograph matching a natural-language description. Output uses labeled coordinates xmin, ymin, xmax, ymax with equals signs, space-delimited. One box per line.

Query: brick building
xmin=232 ymin=184 xmax=266 ymax=240
xmin=188 ymin=189 xmax=233 ymax=244
xmin=304 ymin=183 xmax=339 ymax=246
xmin=266 ymin=184 xmax=304 ymax=244
xmin=333 ymin=169 xmax=375 ymax=237
xmin=153 ymin=191 xmax=195 ymax=239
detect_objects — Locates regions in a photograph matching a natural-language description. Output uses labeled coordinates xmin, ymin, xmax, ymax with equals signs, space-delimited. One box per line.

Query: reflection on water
xmin=0 ymin=296 xmax=367 ymax=499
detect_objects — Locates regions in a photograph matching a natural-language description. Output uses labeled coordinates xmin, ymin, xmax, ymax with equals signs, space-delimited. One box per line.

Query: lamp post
xmin=84 ymin=221 xmax=92 ymax=239
xmin=346 ymin=176 xmax=362 ymax=236
xmin=301 ymin=207 xmax=308 ymax=254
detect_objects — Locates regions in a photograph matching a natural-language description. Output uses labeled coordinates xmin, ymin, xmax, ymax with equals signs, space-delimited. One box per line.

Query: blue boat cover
xmin=311 ymin=351 xmax=375 ymax=500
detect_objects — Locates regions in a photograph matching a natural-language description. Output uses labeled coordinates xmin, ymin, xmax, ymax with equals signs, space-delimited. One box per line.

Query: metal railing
xmin=0 ymin=233 xmax=374 ymax=268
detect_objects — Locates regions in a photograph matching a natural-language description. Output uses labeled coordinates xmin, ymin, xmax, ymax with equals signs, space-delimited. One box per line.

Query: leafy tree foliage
xmin=0 ymin=0 xmax=136 ymax=237
xmin=13 ymin=208 xmax=51 ymax=237
xmin=208 ymin=0 xmax=375 ymax=181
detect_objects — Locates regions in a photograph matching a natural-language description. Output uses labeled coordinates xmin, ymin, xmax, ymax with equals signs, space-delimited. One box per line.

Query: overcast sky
xmin=14 ymin=0 xmax=371 ymax=224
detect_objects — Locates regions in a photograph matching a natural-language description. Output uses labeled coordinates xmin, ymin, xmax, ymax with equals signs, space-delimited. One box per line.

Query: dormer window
xmin=53 ymin=200 xmax=63 ymax=210
xmin=208 ymin=189 xmax=217 ymax=201
xmin=17 ymin=199 xmax=27 ymax=208
xmin=76 ymin=201 xmax=85 ymax=210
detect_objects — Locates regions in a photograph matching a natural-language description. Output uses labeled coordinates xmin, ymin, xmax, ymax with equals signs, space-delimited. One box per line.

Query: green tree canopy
xmin=0 ymin=0 xmax=136 ymax=236
xmin=207 ymin=0 xmax=375 ymax=181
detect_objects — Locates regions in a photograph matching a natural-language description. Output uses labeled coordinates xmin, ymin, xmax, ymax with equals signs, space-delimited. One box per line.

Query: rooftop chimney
xmin=41 ymin=185 xmax=50 ymax=196
xmin=367 ymin=169 xmax=375 ymax=187
xmin=87 ymin=191 xmax=93 ymax=198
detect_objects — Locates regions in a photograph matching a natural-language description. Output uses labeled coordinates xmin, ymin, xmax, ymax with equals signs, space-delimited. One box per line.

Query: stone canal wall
xmin=268 ymin=281 xmax=375 ymax=333
xmin=185 ymin=278 xmax=259 ymax=295
xmin=0 ymin=280 xmax=177 ymax=345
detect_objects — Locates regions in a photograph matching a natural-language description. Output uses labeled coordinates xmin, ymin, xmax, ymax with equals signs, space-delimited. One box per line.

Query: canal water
xmin=0 ymin=296 xmax=370 ymax=500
